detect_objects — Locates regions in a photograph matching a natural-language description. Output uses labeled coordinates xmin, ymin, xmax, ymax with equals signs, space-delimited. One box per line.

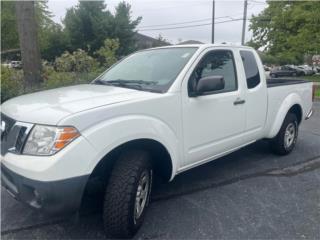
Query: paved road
xmin=2 ymin=102 xmax=320 ymax=239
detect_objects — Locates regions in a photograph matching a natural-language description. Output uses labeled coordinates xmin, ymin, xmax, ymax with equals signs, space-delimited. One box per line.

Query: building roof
xmin=178 ymin=40 xmax=204 ymax=45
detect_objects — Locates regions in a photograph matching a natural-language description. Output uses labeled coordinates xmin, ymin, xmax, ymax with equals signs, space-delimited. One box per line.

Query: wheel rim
xmin=134 ymin=170 xmax=150 ymax=223
xmin=284 ymin=122 xmax=296 ymax=149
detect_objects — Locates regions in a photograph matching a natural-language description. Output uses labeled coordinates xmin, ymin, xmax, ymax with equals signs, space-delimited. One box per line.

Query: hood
xmin=1 ymin=84 xmax=156 ymax=125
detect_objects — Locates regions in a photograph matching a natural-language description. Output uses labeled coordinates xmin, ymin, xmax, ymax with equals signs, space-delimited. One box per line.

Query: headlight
xmin=23 ymin=125 xmax=80 ymax=155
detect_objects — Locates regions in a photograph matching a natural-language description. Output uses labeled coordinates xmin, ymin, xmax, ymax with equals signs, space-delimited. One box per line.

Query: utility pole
xmin=241 ymin=0 xmax=248 ymax=45
xmin=212 ymin=0 xmax=215 ymax=43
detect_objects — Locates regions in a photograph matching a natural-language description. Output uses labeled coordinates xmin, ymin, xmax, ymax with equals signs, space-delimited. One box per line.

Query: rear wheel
xmin=103 ymin=150 xmax=152 ymax=238
xmin=270 ymin=113 xmax=298 ymax=155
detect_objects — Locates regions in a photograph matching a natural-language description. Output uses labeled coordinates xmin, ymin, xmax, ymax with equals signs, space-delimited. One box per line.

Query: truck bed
xmin=267 ymin=78 xmax=309 ymax=88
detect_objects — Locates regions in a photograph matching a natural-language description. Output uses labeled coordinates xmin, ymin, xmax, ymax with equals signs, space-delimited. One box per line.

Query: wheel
xmin=270 ymin=113 xmax=298 ymax=155
xmin=270 ymin=73 xmax=277 ymax=78
xmin=103 ymin=149 xmax=153 ymax=238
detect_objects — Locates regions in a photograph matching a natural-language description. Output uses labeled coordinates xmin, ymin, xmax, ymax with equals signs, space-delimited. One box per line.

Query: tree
xmin=1 ymin=1 xmax=19 ymax=51
xmin=1 ymin=0 xmax=67 ymax=61
xmin=15 ymin=1 xmax=42 ymax=89
xmin=64 ymin=1 xmax=141 ymax=56
xmin=111 ymin=2 xmax=141 ymax=56
xmin=64 ymin=1 xmax=113 ymax=53
xmin=249 ymin=1 xmax=320 ymax=64
xmin=36 ymin=0 xmax=69 ymax=61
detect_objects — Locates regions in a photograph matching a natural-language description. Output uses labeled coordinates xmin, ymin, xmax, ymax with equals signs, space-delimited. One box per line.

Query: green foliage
xmin=1 ymin=0 xmax=69 ymax=61
xmin=112 ymin=2 xmax=142 ymax=56
xmin=1 ymin=1 xmax=19 ymax=50
xmin=1 ymin=0 xmax=140 ymax=62
xmin=1 ymin=66 xmax=102 ymax=103
xmin=1 ymin=68 xmax=24 ymax=102
xmin=63 ymin=1 xmax=113 ymax=53
xmin=250 ymin=1 xmax=320 ymax=64
xmin=54 ymin=49 xmax=99 ymax=73
xmin=64 ymin=1 xmax=141 ymax=56
xmin=259 ymin=53 xmax=278 ymax=65
xmin=95 ymin=38 xmax=120 ymax=68
xmin=42 ymin=67 xmax=99 ymax=89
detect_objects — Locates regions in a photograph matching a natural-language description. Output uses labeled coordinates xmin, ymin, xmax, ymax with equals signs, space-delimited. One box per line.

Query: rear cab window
xmin=240 ymin=50 xmax=261 ymax=89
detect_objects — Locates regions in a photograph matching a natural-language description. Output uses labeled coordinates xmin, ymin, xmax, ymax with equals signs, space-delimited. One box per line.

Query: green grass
xmin=315 ymin=87 xmax=320 ymax=98
xmin=299 ymin=75 xmax=320 ymax=82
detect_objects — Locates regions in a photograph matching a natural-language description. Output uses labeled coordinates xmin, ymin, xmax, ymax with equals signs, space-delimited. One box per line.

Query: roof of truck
xmin=152 ymin=43 xmax=254 ymax=50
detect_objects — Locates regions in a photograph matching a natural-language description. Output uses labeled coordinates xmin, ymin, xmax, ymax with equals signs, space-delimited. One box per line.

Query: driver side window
xmin=188 ymin=50 xmax=237 ymax=95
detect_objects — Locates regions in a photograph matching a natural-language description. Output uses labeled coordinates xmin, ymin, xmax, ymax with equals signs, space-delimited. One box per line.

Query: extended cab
xmin=1 ymin=45 xmax=314 ymax=238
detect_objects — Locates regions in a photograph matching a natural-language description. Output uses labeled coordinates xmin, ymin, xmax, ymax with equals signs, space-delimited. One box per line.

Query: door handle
xmin=233 ymin=99 xmax=245 ymax=105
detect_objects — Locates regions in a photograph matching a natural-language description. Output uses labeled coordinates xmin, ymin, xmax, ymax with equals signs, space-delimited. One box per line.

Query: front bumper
xmin=1 ymin=163 xmax=89 ymax=215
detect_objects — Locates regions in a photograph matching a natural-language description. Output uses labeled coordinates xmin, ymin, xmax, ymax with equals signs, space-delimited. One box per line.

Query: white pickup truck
xmin=1 ymin=44 xmax=314 ymax=238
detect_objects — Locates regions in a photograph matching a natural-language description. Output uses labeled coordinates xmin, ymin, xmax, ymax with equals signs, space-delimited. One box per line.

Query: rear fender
xmin=267 ymin=93 xmax=302 ymax=138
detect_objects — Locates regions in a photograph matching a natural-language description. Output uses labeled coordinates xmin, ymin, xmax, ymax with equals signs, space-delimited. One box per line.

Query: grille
xmin=1 ymin=113 xmax=33 ymax=155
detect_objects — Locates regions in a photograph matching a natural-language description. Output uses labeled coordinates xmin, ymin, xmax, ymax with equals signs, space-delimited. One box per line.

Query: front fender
xmin=82 ymin=115 xmax=180 ymax=180
xmin=267 ymin=93 xmax=302 ymax=138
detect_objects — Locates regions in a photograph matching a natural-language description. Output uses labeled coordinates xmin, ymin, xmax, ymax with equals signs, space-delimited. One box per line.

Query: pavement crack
xmin=264 ymin=156 xmax=320 ymax=177
xmin=1 ymin=219 xmax=66 ymax=236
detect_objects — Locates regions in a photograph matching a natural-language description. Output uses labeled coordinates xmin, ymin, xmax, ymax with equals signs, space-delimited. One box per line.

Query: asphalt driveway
xmin=2 ymin=102 xmax=320 ymax=239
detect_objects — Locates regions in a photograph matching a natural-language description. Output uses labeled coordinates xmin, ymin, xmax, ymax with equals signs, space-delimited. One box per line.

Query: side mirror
xmin=194 ymin=75 xmax=225 ymax=96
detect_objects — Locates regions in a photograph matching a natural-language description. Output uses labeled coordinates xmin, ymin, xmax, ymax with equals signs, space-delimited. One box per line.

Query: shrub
xmin=43 ymin=67 xmax=101 ymax=89
xmin=95 ymin=38 xmax=119 ymax=68
xmin=55 ymin=49 xmax=99 ymax=73
xmin=1 ymin=68 xmax=24 ymax=102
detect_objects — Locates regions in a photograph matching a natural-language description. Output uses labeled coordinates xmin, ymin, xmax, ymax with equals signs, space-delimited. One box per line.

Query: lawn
xmin=299 ymin=75 xmax=320 ymax=82
xmin=316 ymin=87 xmax=320 ymax=98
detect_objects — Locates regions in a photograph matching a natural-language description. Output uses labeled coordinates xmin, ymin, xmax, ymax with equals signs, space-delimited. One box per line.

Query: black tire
xmin=270 ymin=73 xmax=277 ymax=78
xmin=103 ymin=149 xmax=152 ymax=238
xmin=270 ymin=113 xmax=298 ymax=155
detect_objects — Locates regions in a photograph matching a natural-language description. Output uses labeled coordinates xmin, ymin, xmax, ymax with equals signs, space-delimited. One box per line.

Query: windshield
xmin=94 ymin=47 xmax=198 ymax=93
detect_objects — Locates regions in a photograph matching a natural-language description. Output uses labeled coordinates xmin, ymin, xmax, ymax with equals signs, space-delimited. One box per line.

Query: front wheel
xmin=103 ymin=150 xmax=152 ymax=238
xmin=270 ymin=113 xmax=298 ymax=155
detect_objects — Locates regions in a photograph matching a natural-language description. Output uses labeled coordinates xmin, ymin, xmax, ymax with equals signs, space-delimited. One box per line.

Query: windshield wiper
xmin=93 ymin=79 xmax=159 ymax=92
xmin=93 ymin=79 xmax=112 ymax=85
xmin=107 ymin=79 xmax=158 ymax=85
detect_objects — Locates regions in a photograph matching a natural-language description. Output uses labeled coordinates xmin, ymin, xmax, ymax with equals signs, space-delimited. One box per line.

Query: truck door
xmin=181 ymin=49 xmax=246 ymax=167
xmin=239 ymin=50 xmax=268 ymax=141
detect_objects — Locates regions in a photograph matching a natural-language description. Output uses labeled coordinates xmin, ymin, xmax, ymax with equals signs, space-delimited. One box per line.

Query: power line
xmin=138 ymin=18 xmax=245 ymax=31
xmin=139 ymin=18 xmax=211 ymax=29
xmin=137 ymin=18 xmax=272 ymax=32
xmin=139 ymin=16 xmax=236 ymax=29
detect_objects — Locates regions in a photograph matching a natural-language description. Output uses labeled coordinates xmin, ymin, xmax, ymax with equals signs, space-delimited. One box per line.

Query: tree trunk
xmin=15 ymin=1 xmax=42 ymax=90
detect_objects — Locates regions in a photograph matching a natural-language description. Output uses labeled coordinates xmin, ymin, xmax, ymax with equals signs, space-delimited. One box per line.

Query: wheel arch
xmin=82 ymin=138 xmax=174 ymax=200
xmin=267 ymin=93 xmax=303 ymax=139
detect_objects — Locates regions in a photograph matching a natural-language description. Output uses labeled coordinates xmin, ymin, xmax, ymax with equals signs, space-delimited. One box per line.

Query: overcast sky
xmin=48 ymin=0 xmax=267 ymax=44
